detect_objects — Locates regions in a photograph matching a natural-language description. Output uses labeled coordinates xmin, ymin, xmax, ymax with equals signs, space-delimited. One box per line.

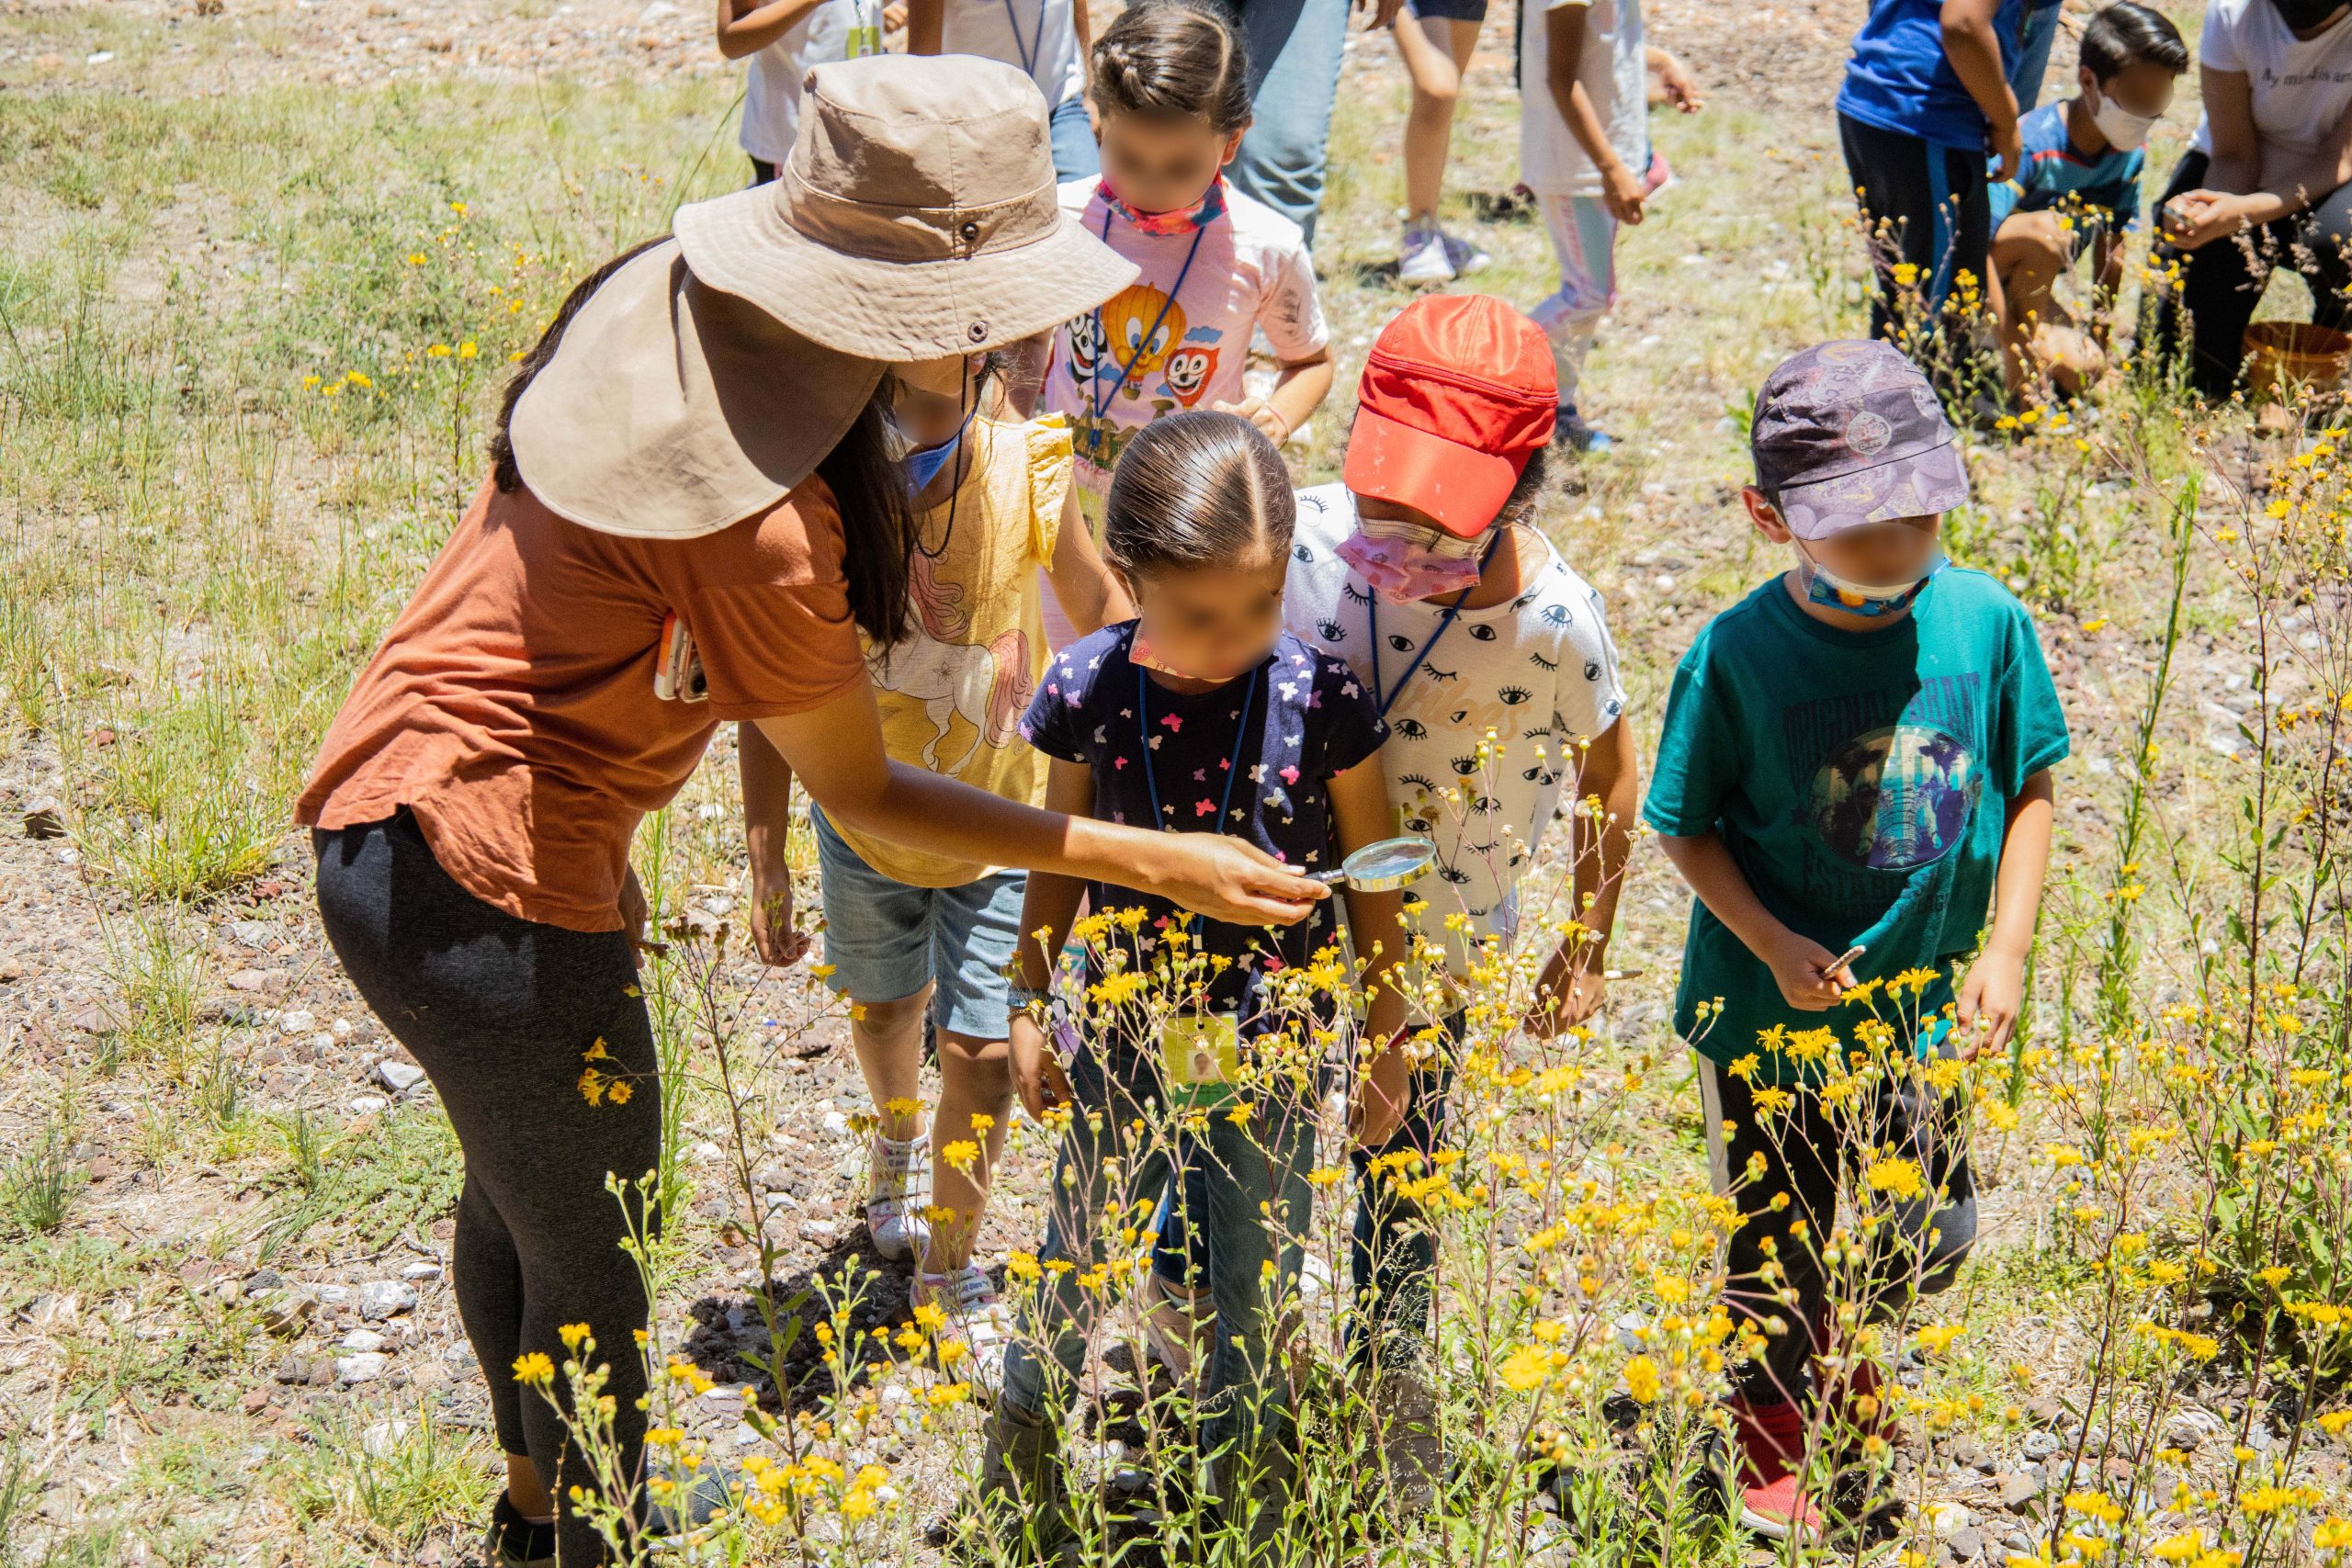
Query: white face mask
xmin=2089 ymin=86 xmax=2159 ymax=151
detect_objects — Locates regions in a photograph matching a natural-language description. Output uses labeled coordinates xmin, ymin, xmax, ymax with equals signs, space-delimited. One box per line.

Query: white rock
xmin=281 ymin=1009 xmax=316 ymax=1033
xmin=87 ymin=50 xmax=115 ymax=64
xmin=692 ymin=1140 xmax=722 ymax=1163
xmin=733 ymin=1422 xmax=764 ymax=1447
xmin=341 ymin=1329 xmax=387 ymax=1353
xmin=314 ymin=1285 xmax=352 ymax=1306
xmin=311 ymin=1032 xmax=336 ymax=1053
xmin=400 ymin=1262 xmax=444 ymax=1282
xmin=802 ymin=1218 xmax=841 ymax=1245
xmin=357 ymin=1281 xmax=418 ymax=1320
xmin=376 ymin=1060 xmax=426 ymax=1093
xmin=348 ymin=1095 xmax=389 ymax=1115
xmin=1925 ymin=1501 xmax=1973 ymax=1537
xmin=361 ymin=1419 xmax=412 ymax=1458
xmin=335 ymin=1351 xmax=390 ymax=1384
xmin=332 ymin=1018 xmax=353 ymax=1038
xmin=821 ymin=1110 xmax=853 ymax=1136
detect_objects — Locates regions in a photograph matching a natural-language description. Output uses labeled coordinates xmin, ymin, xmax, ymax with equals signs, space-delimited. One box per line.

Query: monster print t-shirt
xmin=1042 ymin=177 xmax=1329 ymax=507
xmin=1643 ymin=569 xmax=2070 ymax=1080
xmin=1019 ymin=624 xmax=1386 ymax=1026
xmin=831 ymin=415 xmax=1068 ymax=888
xmin=1284 ymin=485 xmax=1628 ymax=978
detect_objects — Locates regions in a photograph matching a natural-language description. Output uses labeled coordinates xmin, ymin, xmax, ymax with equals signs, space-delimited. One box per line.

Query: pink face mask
xmin=1335 ymin=523 xmax=1489 ymax=604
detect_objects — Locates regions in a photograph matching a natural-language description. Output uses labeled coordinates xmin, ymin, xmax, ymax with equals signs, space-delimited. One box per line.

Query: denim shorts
xmin=808 ymin=806 xmax=1026 ymax=1039
xmin=1408 ymin=0 xmax=1488 ymax=21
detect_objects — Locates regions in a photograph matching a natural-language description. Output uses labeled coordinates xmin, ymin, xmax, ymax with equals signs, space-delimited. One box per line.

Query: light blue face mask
xmin=1797 ymin=546 xmax=1949 ymax=617
xmin=903 ymin=405 xmax=977 ymax=496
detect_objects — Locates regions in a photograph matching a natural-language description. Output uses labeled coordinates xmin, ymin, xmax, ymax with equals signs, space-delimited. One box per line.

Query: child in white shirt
xmin=719 ymin=0 xmax=888 ymax=185
xmin=1519 ymin=0 xmax=1702 ymax=452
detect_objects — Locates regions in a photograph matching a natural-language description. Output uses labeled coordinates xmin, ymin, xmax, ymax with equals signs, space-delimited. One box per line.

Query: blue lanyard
xmin=1089 ymin=205 xmax=1205 ymax=421
xmin=1135 ymin=660 xmax=1257 ymax=838
xmin=997 ymin=0 xmax=1040 ymax=77
xmin=1365 ymin=532 xmax=1502 ymax=720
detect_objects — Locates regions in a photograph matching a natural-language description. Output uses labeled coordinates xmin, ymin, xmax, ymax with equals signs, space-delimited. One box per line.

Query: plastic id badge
xmin=653 ymin=612 xmax=707 ymax=704
xmin=1160 ymin=1011 xmax=1241 ymax=1097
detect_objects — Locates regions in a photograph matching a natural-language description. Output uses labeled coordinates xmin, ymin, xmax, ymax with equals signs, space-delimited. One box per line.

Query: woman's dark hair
xmin=489 ymin=243 xmax=918 ymax=646
xmin=1103 ymin=410 xmax=1294 ymax=577
xmin=819 ymin=388 xmax=917 ymax=648
xmin=488 ymin=238 xmax=665 ymax=496
xmin=1091 ymin=0 xmax=1253 ymax=138
xmin=2079 ymin=2 xmax=2188 ymax=79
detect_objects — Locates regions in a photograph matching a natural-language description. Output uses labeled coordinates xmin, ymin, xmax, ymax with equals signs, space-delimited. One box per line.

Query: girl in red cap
xmin=1149 ymin=293 xmax=1641 ymax=1520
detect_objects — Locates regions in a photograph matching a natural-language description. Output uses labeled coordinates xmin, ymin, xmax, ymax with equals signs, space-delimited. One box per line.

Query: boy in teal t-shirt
xmin=1644 ymin=341 xmax=2066 ymax=1541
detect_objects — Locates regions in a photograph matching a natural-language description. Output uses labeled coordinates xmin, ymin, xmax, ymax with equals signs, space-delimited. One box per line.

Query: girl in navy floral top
xmin=987 ymin=412 xmax=1409 ymax=1525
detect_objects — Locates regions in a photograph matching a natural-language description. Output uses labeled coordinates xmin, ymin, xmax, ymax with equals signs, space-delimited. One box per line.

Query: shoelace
xmin=867 ymin=1137 xmax=931 ymax=1217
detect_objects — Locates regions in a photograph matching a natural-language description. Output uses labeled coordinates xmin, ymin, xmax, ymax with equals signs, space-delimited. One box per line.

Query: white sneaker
xmin=865 ymin=1132 xmax=932 ymax=1263
xmin=912 ymin=1263 xmax=1011 ymax=1402
xmin=1398 ymin=224 xmax=1455 ymax=287
xmin=1137 ymin=1269 xmax=1218 ymax=1384
xmin=1440 ymin=226 xmax=1492 ymax=277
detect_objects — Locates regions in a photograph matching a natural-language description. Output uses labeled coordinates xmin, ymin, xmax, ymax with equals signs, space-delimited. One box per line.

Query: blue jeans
xmin=1152 ymin=1012 xmax=1464 ymax=1371
xmin=1228 ymin=0 xmax=1348 ymax=243
xmin=1049 ymin=90 xmax=1099 ymax=184
xmin=2008 ymin=0 xmax=2063 ymax=111
xmin=999 ymin=1039 xmax=1316 ymax=1456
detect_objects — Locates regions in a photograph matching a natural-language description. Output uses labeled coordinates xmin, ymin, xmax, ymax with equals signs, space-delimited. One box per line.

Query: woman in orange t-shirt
xmin=298 ymin=57 xmax=1325 ymax=1568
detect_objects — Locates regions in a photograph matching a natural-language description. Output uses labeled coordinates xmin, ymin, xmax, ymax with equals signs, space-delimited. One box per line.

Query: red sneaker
xmin=1726 ymin=1394 xmax=1826 ymax=1543
xmin=1740 ymin=1472 xmax=1827 ymax=1541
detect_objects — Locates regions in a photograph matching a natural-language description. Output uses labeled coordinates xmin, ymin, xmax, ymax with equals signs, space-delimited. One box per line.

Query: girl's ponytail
xmin=1089 ymin=0 xmax=1252 ymax=138
xmin=1102 ymin=410 xmax=1294 ymax=578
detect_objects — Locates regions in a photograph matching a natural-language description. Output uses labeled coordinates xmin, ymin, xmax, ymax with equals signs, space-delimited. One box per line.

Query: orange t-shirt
xmin=297 ymin=476 xmax=866 ymax=932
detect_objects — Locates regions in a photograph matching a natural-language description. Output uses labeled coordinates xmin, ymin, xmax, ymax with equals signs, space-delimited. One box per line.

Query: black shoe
xmin=484 ymin=1495 xmax=558 ymax=1568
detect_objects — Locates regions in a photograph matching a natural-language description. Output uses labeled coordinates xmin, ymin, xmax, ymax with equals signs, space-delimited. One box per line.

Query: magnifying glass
xmin=1312 ymin=836 xmax=1436 ymax=891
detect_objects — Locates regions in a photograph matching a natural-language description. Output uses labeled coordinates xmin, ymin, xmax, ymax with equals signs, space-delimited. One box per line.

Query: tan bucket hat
xmin=507 ymin=53 xmax=1137 ymax=539
xmin=677 ymin=54 xmax=1137 ymax=358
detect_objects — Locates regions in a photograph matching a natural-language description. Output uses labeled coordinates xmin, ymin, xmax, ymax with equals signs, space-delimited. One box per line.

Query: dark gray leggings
xmin=313 ymin=811 xmax=659 ymax=1567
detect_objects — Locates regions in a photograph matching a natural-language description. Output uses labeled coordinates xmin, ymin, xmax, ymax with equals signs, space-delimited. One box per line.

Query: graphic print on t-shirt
xmin=1065 ymin=284 xmax=1229 ymax=473
xmin=1779 ymin=673 xmax=1985 ymax=918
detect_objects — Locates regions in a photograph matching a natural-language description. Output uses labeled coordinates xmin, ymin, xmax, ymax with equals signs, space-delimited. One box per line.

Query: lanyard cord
xmin=1089 ymin=204 xmax=1206 ymax=421
xmin=1366 ymin=530 xmax=1504 ymax=721
xmin=998 ymin=0 xmax=1040 ymax=77
xmin=1136 ymin=659 xmax=1257 ymax=838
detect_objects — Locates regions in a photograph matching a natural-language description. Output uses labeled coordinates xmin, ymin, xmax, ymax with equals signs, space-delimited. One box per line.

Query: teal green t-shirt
xmin=1642 ymin=569 xmax=2070 ymax=1078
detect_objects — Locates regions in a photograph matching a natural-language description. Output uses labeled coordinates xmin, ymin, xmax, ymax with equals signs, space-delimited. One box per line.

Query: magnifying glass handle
xmin=1311 ymin=868 xmax=1351 ymax=886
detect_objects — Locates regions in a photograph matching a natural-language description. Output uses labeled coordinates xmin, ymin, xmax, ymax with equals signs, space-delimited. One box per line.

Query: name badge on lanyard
xmin=1159 ymin=1010 xmax=1241 ymax=1105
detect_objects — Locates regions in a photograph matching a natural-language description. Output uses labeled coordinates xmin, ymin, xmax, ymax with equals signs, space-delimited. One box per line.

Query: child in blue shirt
xmin=1836 ymin=0 xmax=2029 ymax=353
xmin=1645 ymin=342 xmax=2066 ymax=1541
xmin=1986 ymin=2 xmax=2188 ymax=401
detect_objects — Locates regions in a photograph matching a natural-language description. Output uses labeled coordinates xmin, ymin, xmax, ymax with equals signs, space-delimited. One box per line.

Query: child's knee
xmin=937 ymin=1029 xmax=1013 ymax=1099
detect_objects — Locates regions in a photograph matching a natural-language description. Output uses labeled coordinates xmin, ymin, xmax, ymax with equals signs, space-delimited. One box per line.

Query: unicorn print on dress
xmin=876 ymin=549 xmax=1036 ymax=773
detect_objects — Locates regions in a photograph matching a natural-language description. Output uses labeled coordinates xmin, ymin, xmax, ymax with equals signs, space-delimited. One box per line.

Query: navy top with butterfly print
xmin=1284 ymin=483 xmax=1628 ymax=977
xmin=1019 ymin=620 xmax=1387 ymax=1026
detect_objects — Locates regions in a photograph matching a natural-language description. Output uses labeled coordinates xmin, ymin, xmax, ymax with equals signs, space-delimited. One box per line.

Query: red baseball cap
xmin=1343 ymin=294 xmax=1558 ymax=538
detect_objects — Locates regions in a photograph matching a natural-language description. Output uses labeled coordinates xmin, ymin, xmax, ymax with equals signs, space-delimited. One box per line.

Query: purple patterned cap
xmin=1750 ymin=340 xmax=1970 ymax=539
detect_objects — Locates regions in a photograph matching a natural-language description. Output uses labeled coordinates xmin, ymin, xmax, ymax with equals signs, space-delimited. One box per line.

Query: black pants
xmin=314 ymin=812 xmax=661 ymax=1567
xmin=1839 ymin=112 xmax=1992 ymax=352
xmin=748 ymin=156 xmax=779 ymax=186
xmin=2144 ymin=150 xmax=2352 ymax=398
xmin=1346 ymin=1039 xmax=1458 ymax=1372
xmin=1698 ymin=1045 xmax=1976 ymax=1408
